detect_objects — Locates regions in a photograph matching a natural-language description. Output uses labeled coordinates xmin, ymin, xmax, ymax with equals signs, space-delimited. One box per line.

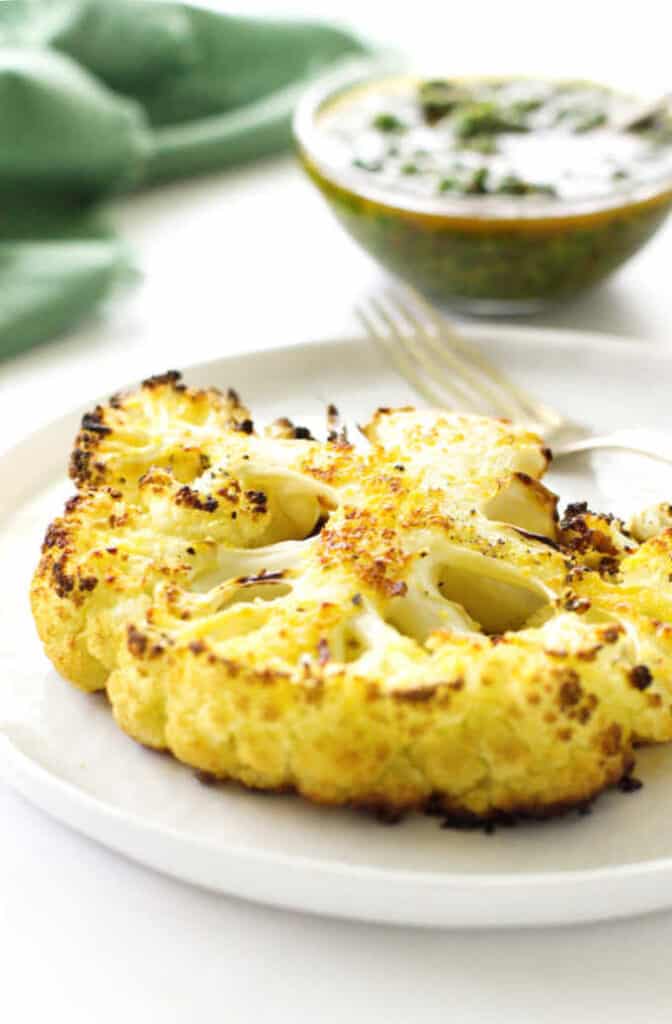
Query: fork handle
xmin=553 ymin=429 xmax=672 ymax=464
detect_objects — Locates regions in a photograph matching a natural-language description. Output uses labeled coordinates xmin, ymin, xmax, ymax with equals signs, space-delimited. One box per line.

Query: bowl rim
xmin=293 ymin=59 xmax=672 ymax=223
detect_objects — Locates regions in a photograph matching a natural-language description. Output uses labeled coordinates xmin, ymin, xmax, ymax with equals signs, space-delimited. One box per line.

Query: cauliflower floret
xmin=629 ymin=502 xmax=672 ymax=542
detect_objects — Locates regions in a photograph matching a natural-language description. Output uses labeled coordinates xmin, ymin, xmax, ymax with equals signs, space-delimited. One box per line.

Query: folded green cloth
xmin=0 ymin=1 xmax=371 ymax=357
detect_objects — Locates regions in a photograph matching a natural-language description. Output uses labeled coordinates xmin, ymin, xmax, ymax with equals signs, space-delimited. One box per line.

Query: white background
xmin=3 ymin=1 xmax=672 ymax=1020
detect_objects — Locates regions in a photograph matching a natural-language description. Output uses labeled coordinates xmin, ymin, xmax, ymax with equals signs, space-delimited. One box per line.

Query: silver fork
xmin=356 ymin=287 xmax=672 ymax=464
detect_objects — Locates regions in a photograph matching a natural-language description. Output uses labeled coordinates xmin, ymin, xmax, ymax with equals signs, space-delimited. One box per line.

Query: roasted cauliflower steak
xmin=31 ymin=372 xmax=672 ymax=821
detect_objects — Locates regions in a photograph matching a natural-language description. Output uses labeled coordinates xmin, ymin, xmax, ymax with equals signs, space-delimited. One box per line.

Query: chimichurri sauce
xmin=319 ymin=78 xmax=672 ymax=203
xmin=300 ymin=76 xmax=672 ymax=310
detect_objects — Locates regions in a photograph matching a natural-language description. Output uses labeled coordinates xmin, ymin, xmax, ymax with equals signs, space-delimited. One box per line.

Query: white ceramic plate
xmin=3 ymin=325 xmax=672 ymax=930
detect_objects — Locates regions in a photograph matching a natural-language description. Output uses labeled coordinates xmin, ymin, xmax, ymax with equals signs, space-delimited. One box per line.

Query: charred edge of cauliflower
xmin=69 ymin=370 xmax=252 ymax=488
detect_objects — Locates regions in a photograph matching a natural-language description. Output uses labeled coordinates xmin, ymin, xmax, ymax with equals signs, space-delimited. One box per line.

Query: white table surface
xmin=3 ymin=2 xmax=672 ymax=1019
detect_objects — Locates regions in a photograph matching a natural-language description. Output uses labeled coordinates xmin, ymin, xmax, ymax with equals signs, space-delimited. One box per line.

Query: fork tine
xmin=382 ymin=289 xmax=526 ymax=421
xmin=356 ymin=304 xmax=451 ymax=409
xmin=365 ymin=295 xmax=492 ymax=413
xmin=372 ymin=297 xmax=496 ymax=415
xmin=401 ymin=286 xmax=564 ymax=431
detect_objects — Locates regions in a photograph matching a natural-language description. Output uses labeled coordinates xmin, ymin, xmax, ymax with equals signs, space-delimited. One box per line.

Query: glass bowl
xmin=294 ymin=64 xmax=672 ymax=314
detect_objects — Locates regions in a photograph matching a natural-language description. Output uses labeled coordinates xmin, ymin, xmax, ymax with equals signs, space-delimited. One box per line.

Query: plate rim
xmin=0 ymin=320 xmax=668 ymax=465
xmin=4 ymin=733 xmax=672 ymax=890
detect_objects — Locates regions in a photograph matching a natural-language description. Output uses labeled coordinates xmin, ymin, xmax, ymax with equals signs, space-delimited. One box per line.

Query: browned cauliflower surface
xmin=30 ymin=372 xmax=672 ymax=821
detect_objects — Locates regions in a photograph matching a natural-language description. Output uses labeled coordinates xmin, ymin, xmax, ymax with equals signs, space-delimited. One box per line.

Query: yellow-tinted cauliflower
xmin=31 ymin=372 xmax=672 ymax=821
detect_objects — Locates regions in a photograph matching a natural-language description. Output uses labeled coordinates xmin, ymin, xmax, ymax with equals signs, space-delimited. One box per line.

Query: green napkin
xmin=0 ymin=1 xmax=371 ymax=357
